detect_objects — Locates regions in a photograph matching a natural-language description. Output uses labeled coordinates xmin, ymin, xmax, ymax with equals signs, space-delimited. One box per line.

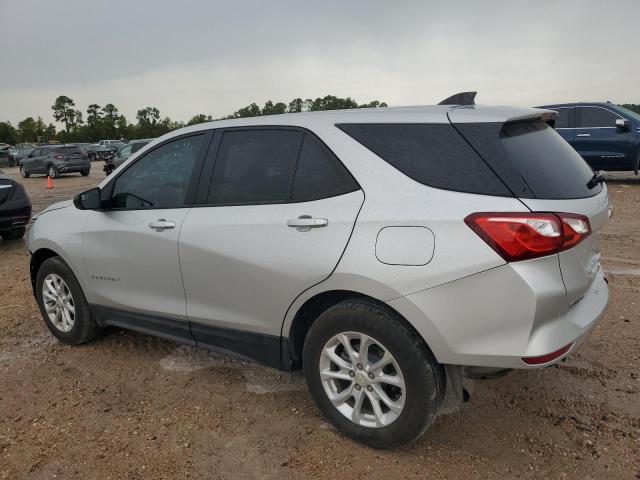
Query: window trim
xmin=101 ymin=130 xmax=214 ymax=211
xmin=549 ymin=106 xmax=574 ymax=130
xmin=196 ymin=125 xmax=361 ymax=208
xmin=574 ymin=105 xmax=624 ymax=129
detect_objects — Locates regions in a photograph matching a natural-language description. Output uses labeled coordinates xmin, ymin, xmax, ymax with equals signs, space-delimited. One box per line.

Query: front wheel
xmin=20 ymin=165 xmax=30 ymax=178
xmin=303 ymin=299 xmax=444 ymax=449
xmin=35 ymin=256 xmax=102 ymax=345
xmin=80 ymin=169 xmax=90 ymax=177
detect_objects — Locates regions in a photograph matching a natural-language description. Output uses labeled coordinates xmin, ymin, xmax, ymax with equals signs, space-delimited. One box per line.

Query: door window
xmin=207 ymin=130 xmax=303 ymax=204
xmin=291 ymin=134 xmax=358 ymax=201
xmin=576 ymin=107 xmax=620 ymax=128
xmin=111 ymin=135 xmax=204 ymax=210
xmin=119 ymin=145 xmax=132 ymax=157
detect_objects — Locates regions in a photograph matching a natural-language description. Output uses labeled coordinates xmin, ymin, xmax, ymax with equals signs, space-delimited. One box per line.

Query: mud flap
xmin=437 ymin=364 xmax=470 ymax=416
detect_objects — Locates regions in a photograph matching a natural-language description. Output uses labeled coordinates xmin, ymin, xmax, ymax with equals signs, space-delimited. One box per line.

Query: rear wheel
xmin=303 ymin=299 xmax=443 ymax=448
xmin=80 ymin=169 xmax=90 ymax=176
xmin=20 ymin=165 xmax=30 ymax=178
xmin=35 ymin=256 xmax=102 ymax=345
xmin=48 ymin=165 xmax=58 ymax=178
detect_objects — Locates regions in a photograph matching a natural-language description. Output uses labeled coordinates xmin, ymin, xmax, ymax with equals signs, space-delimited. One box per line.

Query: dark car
xmin=0 ymin=146 xmax=15 ymax=167
xmin=85 ymin=143 xmax=115 ymax=161
xmin=113 ymin=138 xmax=153 ymax=167
xmin=0 ymin=171 xmax=31 ymax=240
xmin=539 ymin=102 xmax=640 ymax=174
xmin=19 ymin=145 xmax=91 ymax=178
xmin=8 ymin=144 xmax=37 ymax=167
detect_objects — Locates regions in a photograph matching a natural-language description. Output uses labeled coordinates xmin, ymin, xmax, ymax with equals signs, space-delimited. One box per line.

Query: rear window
xmin=57 ymin=146 xmax=83 ymax=155
xmin=456 ymin=121 xmax=601 ymax=199
xmin=336 ymin=123 xmax=510 ymax=196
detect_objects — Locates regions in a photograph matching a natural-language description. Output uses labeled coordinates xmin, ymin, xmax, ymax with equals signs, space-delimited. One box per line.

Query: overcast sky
xmin=1 ymin=0 xmax=639 ymax=125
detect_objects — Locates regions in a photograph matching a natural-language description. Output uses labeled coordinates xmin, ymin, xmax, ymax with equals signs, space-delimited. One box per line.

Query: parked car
xmin=539 ymin=102 xmax=640 ymax=174
xmin=28 ymin=102 xmax=609 ymax=448
xmin=9 ymin=144 xmax=36 ymax=167
xmin=97 ymin=139 xmax=127 ymax=153
xmin=85 ymin=144 xmax=114 ymax=161
xmin=103 ymin=139 xmax=154 ymax=175
xmin=0 ymin=171 xmax=31 ymax=240
xmin=0 ymin=146 xmax=15 ymax=167
xmin=19 ymin=145 xmax=91 ymax=178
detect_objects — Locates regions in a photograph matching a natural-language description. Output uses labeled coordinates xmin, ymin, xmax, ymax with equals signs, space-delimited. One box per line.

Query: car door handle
xmin=287 ymin=215 xmax=328 ymax=232
xmin=576 ymin=133 xmax=591 ymax=137
xmin=148 ymin=219 xmax=176 ymax=232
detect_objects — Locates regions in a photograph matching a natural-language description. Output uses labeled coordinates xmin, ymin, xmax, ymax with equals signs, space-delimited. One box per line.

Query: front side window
xmin=576 ymin=107 xmax=620 ymax=128
xmin=118 ymin=145 xmax=132 ymax=156
xmin=208 ymin=130 xmax=303 ymax=204
xmin=291 ymin=134 xmax=358 ymax=201
xmin=111 ymin=135 xmax=204 ymax=209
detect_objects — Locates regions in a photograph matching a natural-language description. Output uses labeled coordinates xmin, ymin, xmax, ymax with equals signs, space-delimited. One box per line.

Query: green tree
xmin=0 ymin=122 xmax=17 ymax=145
xmin=187 ymin=114 xmax=213 ymax=125
xmin=102 ymin=104 xmax=120 ymax=138
xmin=261 ymin=101 xmax=287 ymax=116
xmin=51 ymin=95 xmax=76 ymax=132
xmin=136 ymin=107 xmax=161 ymax=137
xmin=17 ymin=116 xmax=53 ymax=143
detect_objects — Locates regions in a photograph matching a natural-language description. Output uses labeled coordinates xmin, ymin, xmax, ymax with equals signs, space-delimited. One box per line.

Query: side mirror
xmin=616 ymin=118 xmax=630 ymax=130
xmin=73 ymin=187 xmax=102 ymax=210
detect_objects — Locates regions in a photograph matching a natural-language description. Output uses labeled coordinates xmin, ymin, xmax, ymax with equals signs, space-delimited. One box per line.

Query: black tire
xmin=35 ymin=256 xmax=102 ymax=345
xmin=48 ymin=165 xmax=58 ymax=178
xmin=0 ymin=227 xmax=26 ymax=241
xmin=80 ymin=169 xmax=90 ymax=176
xmin=303 ymin=298 xmax=444 ymax=449
xmin=20 ymin=165 xmax=30 ymax=178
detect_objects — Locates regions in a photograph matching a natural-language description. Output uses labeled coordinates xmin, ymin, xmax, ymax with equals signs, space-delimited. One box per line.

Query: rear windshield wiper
xmin=587 ymin=171 xmax=606 ymax=189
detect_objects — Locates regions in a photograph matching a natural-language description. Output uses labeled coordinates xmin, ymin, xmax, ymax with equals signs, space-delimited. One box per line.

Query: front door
xmin=574 ymin=106 xmax=636 ymax=170
xmin=179 ymin=129 xmax=363 ymax=358
xmin=81 ymin=132 xmax=210 ymax=341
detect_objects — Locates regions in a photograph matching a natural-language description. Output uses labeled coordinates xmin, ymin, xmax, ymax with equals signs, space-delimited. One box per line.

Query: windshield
xmin=615 ymin=105 xmax=640 ymax=122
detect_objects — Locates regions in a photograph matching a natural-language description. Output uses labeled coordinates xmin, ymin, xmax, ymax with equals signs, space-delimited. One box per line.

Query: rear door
xmin=179 ymin=128 xmax=363 ymax=344
xmin=575 ymin=106 xmax=635 ymax=170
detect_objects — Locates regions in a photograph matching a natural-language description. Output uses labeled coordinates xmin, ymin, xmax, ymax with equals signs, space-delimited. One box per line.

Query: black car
xmin=0 ymin=171 xmax=31 ymax=240
xmin=85 ymin=144 xmax=114 ymax=161
xmin=19 ymin=145 xmax=91 ymax=178
xmin=0 ymin=146 xmax=15 ymax=167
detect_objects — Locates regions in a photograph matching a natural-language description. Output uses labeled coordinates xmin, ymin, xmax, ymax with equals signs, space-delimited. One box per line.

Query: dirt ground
xmin=1 ymin=164 xmax=638 ymax=479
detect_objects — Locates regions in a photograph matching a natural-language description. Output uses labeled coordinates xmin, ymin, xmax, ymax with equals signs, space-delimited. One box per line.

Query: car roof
xmin=130 ymin=138 xmax=153 ymax=143
xmin=538 ymin=102 xmax=620 ymax=109
xmin=169 ymin=104 xmax=552 ymax=138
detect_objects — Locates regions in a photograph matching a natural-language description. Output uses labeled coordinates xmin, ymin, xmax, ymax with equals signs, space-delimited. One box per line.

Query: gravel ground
xmin=0 ymin=165 xmax=638 ymax=479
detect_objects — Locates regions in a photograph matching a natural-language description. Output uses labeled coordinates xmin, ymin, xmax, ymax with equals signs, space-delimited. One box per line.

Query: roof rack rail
xmin=438 ymin=91 xmax=477 ymax=106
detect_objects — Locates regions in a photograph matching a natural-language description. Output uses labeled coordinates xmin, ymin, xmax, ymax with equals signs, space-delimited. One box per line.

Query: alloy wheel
xmin=319 ymin=331 xmax=406 ymax=428
xmin=42 ymin=273 xmax=75 ymax=333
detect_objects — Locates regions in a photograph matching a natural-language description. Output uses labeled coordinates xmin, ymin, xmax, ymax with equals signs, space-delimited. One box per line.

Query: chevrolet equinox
xmin=28 ymin=103 xmax=610 ymax=448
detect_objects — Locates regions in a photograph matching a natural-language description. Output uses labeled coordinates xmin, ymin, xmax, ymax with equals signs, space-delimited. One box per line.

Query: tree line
xmin=0 ymin=95 xmax=388 ymax=145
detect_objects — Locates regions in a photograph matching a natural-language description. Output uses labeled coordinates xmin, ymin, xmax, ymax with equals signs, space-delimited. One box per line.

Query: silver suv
xmin=28 ymin=104 xmax=610 ymax=448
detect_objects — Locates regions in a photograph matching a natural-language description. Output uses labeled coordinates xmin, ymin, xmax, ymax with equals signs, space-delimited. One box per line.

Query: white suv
xmin=28 ymin=104 xmax=609 ymax=448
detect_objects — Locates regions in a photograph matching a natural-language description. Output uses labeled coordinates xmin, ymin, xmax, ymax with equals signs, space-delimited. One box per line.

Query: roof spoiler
xmin=438 ymin=92 xmax=477 ymax=106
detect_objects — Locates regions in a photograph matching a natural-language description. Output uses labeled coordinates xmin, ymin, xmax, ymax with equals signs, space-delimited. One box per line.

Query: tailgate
xmin=519 ymin=186 xmax=610 ymax=305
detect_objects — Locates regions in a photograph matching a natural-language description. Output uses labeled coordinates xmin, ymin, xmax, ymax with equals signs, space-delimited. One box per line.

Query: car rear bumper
xmin=57 ymin=163 xmax=90 ymax=173
xmin=0 ymin=205 xmax=32 ymax=232
xmin=387 ymin=259 xmax=608 ymax=369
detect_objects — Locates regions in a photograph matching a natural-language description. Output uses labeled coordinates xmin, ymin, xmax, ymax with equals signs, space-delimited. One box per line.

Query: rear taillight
xmin=522 ymin=342 xmax=574 ymax=365
xmin=54 ymin=154 xmax=63 ymax=159
xmin=465 ymin=212 xmax=591 ymax=262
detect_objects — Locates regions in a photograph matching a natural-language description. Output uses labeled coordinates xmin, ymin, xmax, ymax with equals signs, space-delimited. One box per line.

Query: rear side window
xmin=291 ymin=135 xmax=358 ymax=202
xmin=550 ymin=108 xmax=572 ymax=128
xmin=576 ymin=107 xmax=620 ymax=128
xmin=131 ymin=142 xmax=148 ymax=153
xmin=208 ymin=130 xmax=303 ymax=204
xmin=336 ymin=123 xmax=510 ymax=196
xmin=457 ymin=121 xmax=601 ymax=199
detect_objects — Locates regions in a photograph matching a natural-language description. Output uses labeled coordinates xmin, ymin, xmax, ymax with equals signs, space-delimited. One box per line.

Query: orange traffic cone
xmin=46 ymin=176 xmax=53 ymax=189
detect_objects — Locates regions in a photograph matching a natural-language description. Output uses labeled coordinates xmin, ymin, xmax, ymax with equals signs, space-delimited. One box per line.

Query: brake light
xmin=465 ymin=212 xmax=591 ymax=262
xmin=54 ymin=154 xmax=63 ymax=159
